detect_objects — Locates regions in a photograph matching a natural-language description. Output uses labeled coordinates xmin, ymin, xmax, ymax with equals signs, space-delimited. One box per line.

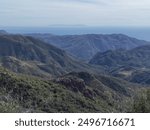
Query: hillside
xmin=90 ymin=45 xmax=150 ymax=68
xmin=89 ymin=45 xmax=150 ymax=85
xmin=29 ymin=33 xmax=150 ymax=61
xmin=0 ymin=33 xmax=149 ymax=113
xmin=0 ymin=67 xmax=145 ymax=112
xmin=0 ymin=34 xmax=103 ymax=77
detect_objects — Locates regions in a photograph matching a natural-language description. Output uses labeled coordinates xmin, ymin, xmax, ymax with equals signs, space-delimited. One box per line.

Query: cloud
xmin=42 ymin=0 xmax=100 ymax=4
xmin=0 ymin=0 xmax=150 ymax=27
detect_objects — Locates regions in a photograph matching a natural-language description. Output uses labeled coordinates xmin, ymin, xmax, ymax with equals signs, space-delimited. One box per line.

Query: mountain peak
xmin=0 ymin=30 xmax=8 ymax=35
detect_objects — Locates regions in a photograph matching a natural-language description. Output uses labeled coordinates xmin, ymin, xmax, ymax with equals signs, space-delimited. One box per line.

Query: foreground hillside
xmin=29 ymin=33 xmax=150 ymax=61
xmin=0 ymin=67 xmax=147 ymax=112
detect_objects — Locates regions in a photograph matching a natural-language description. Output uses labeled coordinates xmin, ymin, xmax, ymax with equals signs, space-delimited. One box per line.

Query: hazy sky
xmin=0 ymin=0 xmax=150 ymax=27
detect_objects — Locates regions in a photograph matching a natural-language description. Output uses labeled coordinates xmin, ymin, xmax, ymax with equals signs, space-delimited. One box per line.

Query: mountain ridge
xmin=29 ymin=33 xmax=150 ymax=61
xmin=89 ymin=45 xmax=150 ymax=68
xmin=0 ymin=31 xmax=150 ymax=112
xmin=0 ymin=34 xmax=104 ymax=77
xmin=89 ymin=45 xmax=150 ymax=85
xmin=0 ymin=30 xmax=8 ymax=35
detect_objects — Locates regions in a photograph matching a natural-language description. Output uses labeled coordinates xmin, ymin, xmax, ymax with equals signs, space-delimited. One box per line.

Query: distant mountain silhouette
xmin=0 ymin=30 xmax=8 ymax=35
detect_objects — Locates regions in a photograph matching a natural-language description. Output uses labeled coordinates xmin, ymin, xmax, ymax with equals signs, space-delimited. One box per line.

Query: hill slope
xmin=89 ymin=45 xmax=150 ymax=84
xmin=0 ymin=67 xmax=143 ymax=112
xmin=29 ymin=34 xmax=150 ymax=61
xmin=0 ymin=34 xmax=103 ymax=77
xmin=90 ymin=45 xmax=150 ymax=68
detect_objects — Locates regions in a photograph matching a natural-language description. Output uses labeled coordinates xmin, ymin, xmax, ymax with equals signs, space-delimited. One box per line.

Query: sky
xmin=0 ymin=0 xmax=150 ymax=27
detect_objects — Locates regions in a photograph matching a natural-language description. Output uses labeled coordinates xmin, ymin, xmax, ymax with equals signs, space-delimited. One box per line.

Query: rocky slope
xmin=0 ymin=67 xmax=145 ymax=112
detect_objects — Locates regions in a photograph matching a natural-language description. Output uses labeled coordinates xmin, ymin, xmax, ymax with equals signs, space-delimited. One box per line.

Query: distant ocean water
xmin=1 ymin=26 xmax=150 ymax=41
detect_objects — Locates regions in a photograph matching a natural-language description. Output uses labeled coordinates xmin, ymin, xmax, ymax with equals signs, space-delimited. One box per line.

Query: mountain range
xmin=0 ymin=34 xmax=103 ymax=77
xmin=29 ymin=33 xmax=150 ymax=61
xmin=0 ymin=31 xmax=150 ymax=112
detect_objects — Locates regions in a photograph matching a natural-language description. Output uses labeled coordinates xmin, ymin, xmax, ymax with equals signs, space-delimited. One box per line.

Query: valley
xmin=0 ymin=31 xmax=150 ymax=113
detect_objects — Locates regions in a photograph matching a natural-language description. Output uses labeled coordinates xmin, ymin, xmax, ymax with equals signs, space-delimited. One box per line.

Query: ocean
xmin=1 ymin=26 xmax=150 ymax=41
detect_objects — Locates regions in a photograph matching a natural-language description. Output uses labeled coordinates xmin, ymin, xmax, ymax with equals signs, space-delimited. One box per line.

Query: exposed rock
xmin=55 ymin=77 xmax=86 ymax=92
